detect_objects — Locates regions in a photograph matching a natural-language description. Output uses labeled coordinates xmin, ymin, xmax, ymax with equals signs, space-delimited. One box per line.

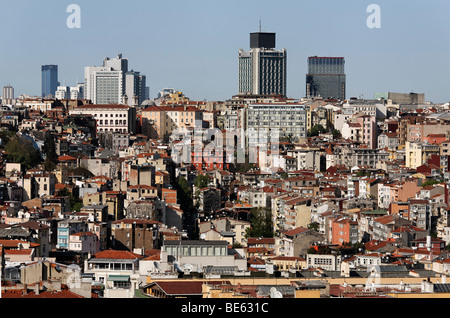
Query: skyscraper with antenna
xmin=238 ymin=25 xmax=287 ymax=96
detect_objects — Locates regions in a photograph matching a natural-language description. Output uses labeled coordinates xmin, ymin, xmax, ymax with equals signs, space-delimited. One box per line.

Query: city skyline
xmin=1 ymin=0 xmax=450 ymax=102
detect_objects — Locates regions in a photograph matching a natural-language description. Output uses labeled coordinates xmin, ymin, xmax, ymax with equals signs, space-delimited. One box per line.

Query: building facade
xmin=42 ymin=65 xmax=59 ymax=98
xmin=246 ymin=103 xmax=307 ymax=144
xmin=69 ymin=104 xmax=137 ymax=134
xmin=238 ymin=32 xmax=287 ymax=96
xmin=306 ymin=57 xmax=345 ymax=100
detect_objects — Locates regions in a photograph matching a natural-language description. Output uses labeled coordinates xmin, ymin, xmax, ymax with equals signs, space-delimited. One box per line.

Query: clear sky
xmin=1 ymin=0 xmax=450 ymax=102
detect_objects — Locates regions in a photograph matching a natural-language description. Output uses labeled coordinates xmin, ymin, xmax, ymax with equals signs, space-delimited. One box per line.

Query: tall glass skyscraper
xmin=306 ymin=57 xmax=346 ymax=100
xmin=41 ymin=65 xmax=59 ymax=98
xmin=239 ymin=32 xmax=287 ymax=96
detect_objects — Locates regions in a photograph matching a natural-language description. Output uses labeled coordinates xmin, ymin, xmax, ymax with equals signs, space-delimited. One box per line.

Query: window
xmin=113 ymin=281 xmax=131 ymax=289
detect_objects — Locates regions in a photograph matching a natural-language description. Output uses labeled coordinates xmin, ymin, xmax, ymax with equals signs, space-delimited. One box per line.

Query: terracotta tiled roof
xmin=152 ymin=281 xmax=204 ymax=296
xmin=2 ymin=289 xmax=84 ymax=298
xmin=91 ymin=249 xmax=142 ymax=260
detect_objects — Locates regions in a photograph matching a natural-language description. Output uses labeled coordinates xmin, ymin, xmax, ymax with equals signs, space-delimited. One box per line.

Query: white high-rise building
xmin=238 ymin=32 xmax=287 ymax=97
xmin=70 ymin=83 xmax=85 ymax=100
xmin=2 ymin=85 xmax=14 ymax=104
xmin=84 ymin=66 xmax=123 ymax=104
xmin=84 ymin=54 xmax=128 ymax=105
xmin=55 ymin=86 xmax=70 ymax=100
xmin=246 ymin=102 xmax=307 ymax=143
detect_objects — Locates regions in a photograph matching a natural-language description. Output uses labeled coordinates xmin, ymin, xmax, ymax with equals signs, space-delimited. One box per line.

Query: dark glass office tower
xmin=41 ymin=65 xmax=59 ymax=98
xmin=239 ymin=32 xmax=287 ymax=96
xmin=306 ymin=56 xmax=346 ymax=100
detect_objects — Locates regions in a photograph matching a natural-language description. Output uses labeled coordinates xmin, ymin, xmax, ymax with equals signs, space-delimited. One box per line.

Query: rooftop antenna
xmin=259 ymin=18 xmax=262 ymax=32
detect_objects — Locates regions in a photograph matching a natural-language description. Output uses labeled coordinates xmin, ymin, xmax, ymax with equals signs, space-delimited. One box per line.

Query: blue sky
xmin=1 ymin=0 xmax=450 ymax=102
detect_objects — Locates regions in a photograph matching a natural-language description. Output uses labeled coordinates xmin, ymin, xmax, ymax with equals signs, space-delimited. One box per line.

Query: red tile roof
xmin=92 ymin=249 xmax=142 ymax=260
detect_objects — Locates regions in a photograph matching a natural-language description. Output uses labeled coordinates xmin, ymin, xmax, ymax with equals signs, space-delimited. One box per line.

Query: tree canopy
xmin=309 ymin=125 xmax=326 ymax=137
xmin=5 ymin=136 xmax=42 ymax=170
xmin=194 ymin=174 xmax=210 ymax=189
xmin=245 ymin=207 xmax=273 ymax=239
xmin=42 ymin=135 xmax=58 ymax=172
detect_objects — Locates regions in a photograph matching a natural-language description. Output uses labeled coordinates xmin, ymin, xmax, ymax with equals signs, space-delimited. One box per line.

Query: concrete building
xmin=405 ymin=141 xmax=440 ymax=169
xmin=69 ymin=104 xmax=137 ymax=134
xmin=238 ymin=32 xmax=287 ymax=96
xmin=124 ymin=71 xmax=146 ymax=107
xmin=84 ymin=249 xmax=143 ymax=298
xmin=84 ymin=54 xmax=128 ymax=104
xmin=55 ymin=86 xmax=70 ymax=100
xmin=160 ymin=240 xmax=247 ymax=273
xmin=141 ymin=105 xmax=203 ymax=141
xmin=246 ymin=103 xmax=307 ymax=144
xmin=306 ymin=254 xmax=341 ymax=271
xmin=68 ymin=231 xmax=100 ymax=254
xmin=2 ymin=84 xmax=14 ymax=104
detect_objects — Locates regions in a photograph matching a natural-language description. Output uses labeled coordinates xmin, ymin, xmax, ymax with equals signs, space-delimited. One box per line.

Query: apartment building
xmin=141 ymin=105 xmax=203 ymax=140
xmin=69 ymin=104 xmax=137 ymax=134
xmin=330 ymin=217 xmax=358 ymax=246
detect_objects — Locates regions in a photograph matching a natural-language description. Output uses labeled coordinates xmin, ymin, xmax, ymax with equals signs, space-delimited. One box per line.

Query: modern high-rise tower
xmin=306 ymin=56 xmax=346 ymax=100
xmin=2 ymin=85 xmax=14 ymax=101
xmin=41 ymin=65 xmax=59 ymax=98
xmin=124 ymin=71 xmax=147 ymax=106
xmin=238 ymin=31 xmax=287 ymax=97
xmin=84 ymin=54 xmax=128 ymax=105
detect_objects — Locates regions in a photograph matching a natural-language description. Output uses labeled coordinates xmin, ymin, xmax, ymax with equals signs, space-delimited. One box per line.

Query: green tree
xmin=175 ymin=176 xmax=194 ymax=212
xmin=70 ymin=166 xmax=94 ymax=179
xmin=194 ymin=174 xmax=210 ymax=189
xmin=421 ymin=179 xmax=440 ymax=187
xmin=332 ymin=129 xmax=342 ymax=140
xmin=42 ymin=135 xmax=58 ymax=172
xmin=56 ymin=188 xmax=83 ymax=212
xmin=5 ymin=136 xmax=42 ymax=170
xmin=307 ymin=222 xmax=319 ymax=232
xmin=0 ymin=129 xmax=15 ymax=147
xmin=245 ymin=207 xmax=273 ymax=239
xmin=309 ymin=125 xmax=326 ymax=137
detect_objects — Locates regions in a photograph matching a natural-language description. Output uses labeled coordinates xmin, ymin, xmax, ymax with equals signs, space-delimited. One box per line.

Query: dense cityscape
xmin=2 ymin=26 xmax=450 ymax=302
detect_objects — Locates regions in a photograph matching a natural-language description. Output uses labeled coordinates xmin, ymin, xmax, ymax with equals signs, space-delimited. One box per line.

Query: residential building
xmin=331 ymin=217 xmax=358 ymax=246
xmin=84 ymin=249 xmax=143 ymax=298
xmin=111 ymin=218 xmax=160 ymax=252
xmin=306 ymin=254 xmax=341 ymax=271
xmin=68 ymin=231 xmax=100 ymax=254
xmin=160 ymin=240 xmax=247 ymax=273
xmin=246 ymin=103 xmax=307 ymax=144
xmin=140 ymin=105 xmax=203 ymax=140
xmin=69 ymin=104 xmax=137 ymax=134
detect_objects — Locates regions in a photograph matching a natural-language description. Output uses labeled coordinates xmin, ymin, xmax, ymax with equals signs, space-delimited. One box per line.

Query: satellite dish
xmin=270 ymin=287 xmax=283 ymax=298
xmin=200 ymin=233 xmax=206 ymax=240
xmin=183 ymin=263 xmax=194 ymax=272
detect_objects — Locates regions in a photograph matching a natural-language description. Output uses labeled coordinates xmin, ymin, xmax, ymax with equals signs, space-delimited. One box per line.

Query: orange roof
xmin=58 ymin=155 xmax=77 ymax=161
xmin=92 ymin=249 xmax=142 ymax=260
xmin=4 ymin=249 xmax=33 ymax=255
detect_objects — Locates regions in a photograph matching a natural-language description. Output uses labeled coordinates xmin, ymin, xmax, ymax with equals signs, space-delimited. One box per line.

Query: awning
xmin=107 ymin=275 xmax=130 ymax=282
